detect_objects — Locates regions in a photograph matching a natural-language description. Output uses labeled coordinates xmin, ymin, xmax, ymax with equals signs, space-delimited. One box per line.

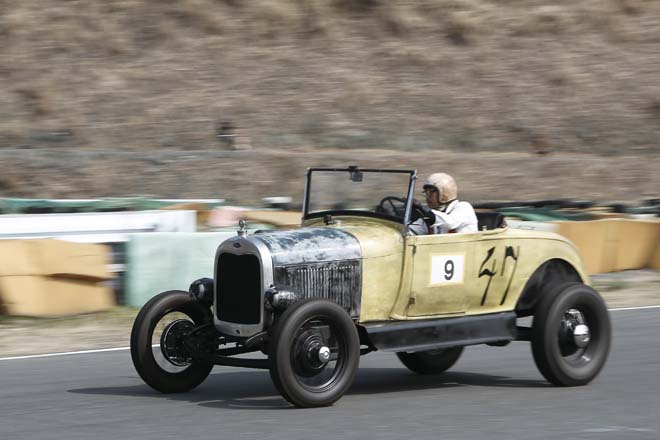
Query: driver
xmin=410 ymin=173 xmax=478 ymax=235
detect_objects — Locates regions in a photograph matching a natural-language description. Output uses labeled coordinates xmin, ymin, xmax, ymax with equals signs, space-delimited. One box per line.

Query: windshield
xmin=303 ymin=168 xmax=416 ymax=223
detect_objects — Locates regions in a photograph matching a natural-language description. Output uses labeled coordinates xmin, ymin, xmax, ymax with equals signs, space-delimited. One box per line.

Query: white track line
xmin=609 ymin=304 xmax=660 ymax=312
xmin=0 ymin=346 xmax=130 ymax=361
xmin=1 ymin=304 xmax=659 ymax=361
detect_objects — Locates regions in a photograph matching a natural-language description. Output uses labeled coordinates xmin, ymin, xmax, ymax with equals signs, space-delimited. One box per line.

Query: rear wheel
xmin=531 ymin=283 xmax=611 ymax=386
xmin=130 ymin=290 xmax=214 ymax=393
xmin=396 ymin=347 xmax=464 ymax=375
xmin=269 ymin=300 xmax=360 ymax=408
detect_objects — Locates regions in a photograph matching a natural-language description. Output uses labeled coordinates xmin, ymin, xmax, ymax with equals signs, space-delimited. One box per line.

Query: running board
xmin=363 ymin=312 xmax=517 ymax=353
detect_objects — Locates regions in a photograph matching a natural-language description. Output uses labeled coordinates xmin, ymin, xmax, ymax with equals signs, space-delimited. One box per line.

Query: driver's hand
xmin=412 ymin=200 xmax=435 ymax=227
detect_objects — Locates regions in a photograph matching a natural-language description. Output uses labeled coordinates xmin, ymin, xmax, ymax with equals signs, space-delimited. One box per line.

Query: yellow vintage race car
xmin=130 ymin=167 xmax=611 ymax=408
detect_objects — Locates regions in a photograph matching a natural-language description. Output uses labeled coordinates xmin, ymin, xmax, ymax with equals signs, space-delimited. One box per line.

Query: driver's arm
xmin=430 ymin=203 xmax=478 ymax=233
xmin=407 ymin=218 xmax=429 ymax=235
xmin=431 ymin=210 xmax=464 ymax=231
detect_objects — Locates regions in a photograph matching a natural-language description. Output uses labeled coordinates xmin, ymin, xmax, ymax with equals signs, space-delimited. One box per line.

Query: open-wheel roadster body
xmin=131 ymin=167 xmax=611 ymax=407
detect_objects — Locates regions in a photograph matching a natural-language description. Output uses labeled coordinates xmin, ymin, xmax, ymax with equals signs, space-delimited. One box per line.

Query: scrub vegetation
xmin=0 ymin=1 xmax=659 ymax=201
xmin=1 ymin=0 xmax=659 ymax=154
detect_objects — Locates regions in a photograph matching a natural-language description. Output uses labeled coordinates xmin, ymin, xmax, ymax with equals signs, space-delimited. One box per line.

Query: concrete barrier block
xmin=124 ymin=232 xmax=235 ymax=307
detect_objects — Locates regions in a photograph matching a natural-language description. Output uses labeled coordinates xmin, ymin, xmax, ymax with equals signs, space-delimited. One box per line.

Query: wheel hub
xmin=295 ymin=330 xmax=331 ymax=376
xmin=160 ymin=319 xmax=194 ymax=367
xmin=318 ymin=346 xmax=331 ymax=363
xmin=559 ymin=309 xmax=590 ymax=356
xmin=573 ymin=324 xmax=591 ymax=348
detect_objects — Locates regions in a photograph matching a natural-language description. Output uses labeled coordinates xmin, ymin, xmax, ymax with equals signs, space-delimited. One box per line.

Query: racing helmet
xmin=423 ymin=173 xmax=458 ymax=204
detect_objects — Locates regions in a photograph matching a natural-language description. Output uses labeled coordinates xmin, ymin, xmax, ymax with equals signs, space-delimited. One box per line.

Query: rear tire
xmin=531 ymin=283 xmax=611 ymax=386
xmin=396 ymin=347 xmax=464 ymax=375
xmin=130 ymin=290 xmax=214 ymax=393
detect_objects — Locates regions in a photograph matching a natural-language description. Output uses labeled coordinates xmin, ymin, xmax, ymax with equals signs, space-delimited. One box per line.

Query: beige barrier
xmin=0 ymin=240 xmax=114 ymax=317
xmin=652 ymin=244 xmax=660 ymax=270
xmin=555 ymin=219 xmax=660 ymax=275
xmin=242 ymin=210 xmax=301 ymax=228
xmin=207 ymin=207 xmax=301 ymax=229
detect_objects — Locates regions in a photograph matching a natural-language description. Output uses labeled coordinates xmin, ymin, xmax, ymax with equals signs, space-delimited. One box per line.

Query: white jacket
xmin=430 ymin=200 xmax=478 ymax=234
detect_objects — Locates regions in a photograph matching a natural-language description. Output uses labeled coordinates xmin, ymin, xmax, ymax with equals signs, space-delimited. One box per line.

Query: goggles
xmin=422 ymin=186 xmax=438 ymax=197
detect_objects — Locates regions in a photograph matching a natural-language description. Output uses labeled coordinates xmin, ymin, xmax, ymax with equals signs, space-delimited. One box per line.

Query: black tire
xmin=269 ymin=299 xmax=360 ymax=408
xmin=130 ymin=290 xmax=214 ymax=393
xmin=531 ymin=282 xmax=611 ymax=386
xmin=396 ymin=347 xmax=464 ymax=375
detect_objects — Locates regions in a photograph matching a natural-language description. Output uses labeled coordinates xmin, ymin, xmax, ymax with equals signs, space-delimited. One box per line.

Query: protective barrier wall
xmin=0 ymin=240 xmax=114 ymax=316
xmin=124 ymin=232 xmax=236 ymax=307
xmin=555 ymin=219 xmax=660 ymax=274
xmin=0 ymin=197 xmax=224 ymax=214
xmin=1 ymin=219 xmax=658 ymax=316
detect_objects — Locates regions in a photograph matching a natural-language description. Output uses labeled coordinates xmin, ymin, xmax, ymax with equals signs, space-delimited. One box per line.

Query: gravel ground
xmin=1 ymin=270 xmax=658 ymax=358
xmin=590 ymin=269 xmax=660 ymax=309
xmin=1 ymin=147 xmax=659 ymax=206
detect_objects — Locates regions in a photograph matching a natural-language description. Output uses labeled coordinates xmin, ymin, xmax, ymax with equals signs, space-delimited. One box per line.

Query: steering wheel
xmin=376 ymin=196 xmax=427 ymax=222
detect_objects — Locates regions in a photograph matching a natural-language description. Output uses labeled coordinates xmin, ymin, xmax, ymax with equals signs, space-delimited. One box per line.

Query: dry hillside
xmin=0 ymin=1 xmax=659 ymax=200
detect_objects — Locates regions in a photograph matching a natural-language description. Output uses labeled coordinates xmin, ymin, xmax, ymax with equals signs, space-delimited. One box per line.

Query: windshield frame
xmin=301 ymin=167 xmax=418 ymax=232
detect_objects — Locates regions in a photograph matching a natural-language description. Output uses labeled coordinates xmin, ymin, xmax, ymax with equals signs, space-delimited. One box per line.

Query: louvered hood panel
xmin=254 ymin=228 xmax=363 ymax=317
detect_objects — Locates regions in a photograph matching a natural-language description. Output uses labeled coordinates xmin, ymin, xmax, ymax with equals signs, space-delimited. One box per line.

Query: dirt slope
xmin=1 ymin=0 xmax=660 ymax=156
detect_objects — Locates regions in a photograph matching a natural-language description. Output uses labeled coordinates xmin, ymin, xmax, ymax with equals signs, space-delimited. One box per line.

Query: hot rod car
xmin=130 ymin=167 xmax=611 ymax=407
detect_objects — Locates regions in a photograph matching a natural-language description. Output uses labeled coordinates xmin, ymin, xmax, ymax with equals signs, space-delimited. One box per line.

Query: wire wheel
xmin=155 ymin=315 xmax=195 ymax=372
xmin=130 ymin=291 xmax=213 ymax=393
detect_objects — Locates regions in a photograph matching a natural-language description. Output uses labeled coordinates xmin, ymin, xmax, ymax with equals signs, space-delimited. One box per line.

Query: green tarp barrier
xmin=497 ymin=207 xmax=594 ymax=222
xmin=125 ymin=232 xmax=235 ymax=307
xmin=0 ymin=198 xmax=225 ymax=214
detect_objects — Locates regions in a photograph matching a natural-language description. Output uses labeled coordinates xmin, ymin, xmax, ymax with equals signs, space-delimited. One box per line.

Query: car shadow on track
xmin=350 ymin=368 xmax=549 ymax=396
xmin=68 ymin=367 xmax=548 ymax=410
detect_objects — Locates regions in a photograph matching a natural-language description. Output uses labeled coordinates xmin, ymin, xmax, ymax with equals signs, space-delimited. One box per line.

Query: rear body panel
xmin=392 ymin=228 xmax=587 ymax=321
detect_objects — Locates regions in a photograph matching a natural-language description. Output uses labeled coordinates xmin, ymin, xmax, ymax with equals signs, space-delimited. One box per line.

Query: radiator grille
xmin=274 ymin=260 xmax=361 ymax=317
xmin=216 ymin=253 xmax=261 ymax=324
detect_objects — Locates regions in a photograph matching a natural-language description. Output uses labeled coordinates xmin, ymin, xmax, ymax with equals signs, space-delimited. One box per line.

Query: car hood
xmin=253 ymin=228 xmax=361 ymax=266
xmin=254 ymin=218 xmax=404 ymax=265
xmin=330 ymin=222 xmax=404 ymax=259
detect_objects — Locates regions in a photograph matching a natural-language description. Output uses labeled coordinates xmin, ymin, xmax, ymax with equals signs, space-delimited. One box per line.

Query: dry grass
xmin=0 ymin=307 xmax=139 ymax=357
xmin=0 ymin=1 xmax=659 ymax=156
xmin=0 ymin=146 xmax=658 ymax=203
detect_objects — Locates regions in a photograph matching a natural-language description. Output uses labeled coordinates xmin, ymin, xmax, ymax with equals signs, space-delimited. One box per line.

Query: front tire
xmin=531 ymin=282 xmax=611 ymax=386
xmin=396 ymin=347 xmax=464 ymax=375
xmin=130 ymin=290 xmax=214 ymax=393
xmin=269 ymin=300 xmax=360 ymax=408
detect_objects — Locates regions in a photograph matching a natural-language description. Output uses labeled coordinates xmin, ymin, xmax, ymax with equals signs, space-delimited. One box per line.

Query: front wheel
xmin=130 ymin=290 xmax=214 ymax=393
xmin=269 ymin=300 xmax=360 ymax=408
xmin=531 ymin=283 xmax=611 ymax=386
xmin=396 ymin=346 xmax=464 ymax=375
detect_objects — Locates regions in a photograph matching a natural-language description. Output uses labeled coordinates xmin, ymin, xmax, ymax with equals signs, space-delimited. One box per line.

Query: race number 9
xmin=431 ymin=255 xmax=464 ymax=284
xmin=444 ymin=260 xmax=454 ymax=280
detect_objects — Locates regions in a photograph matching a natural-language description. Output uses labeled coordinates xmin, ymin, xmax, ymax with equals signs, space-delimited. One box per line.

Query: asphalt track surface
xmin=1 ymin=308 xmax=659 ymax=440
